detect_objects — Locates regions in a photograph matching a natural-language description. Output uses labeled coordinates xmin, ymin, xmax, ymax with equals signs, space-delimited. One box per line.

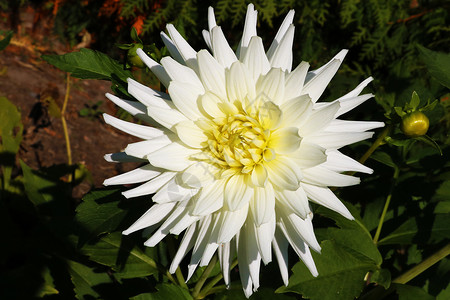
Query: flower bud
xmin=127 ymin=43 xmax=145 ymax=68
xmin=401 ymin=111 xmax=429 ymax=137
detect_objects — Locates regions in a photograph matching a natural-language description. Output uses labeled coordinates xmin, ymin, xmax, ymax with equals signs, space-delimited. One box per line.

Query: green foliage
xmin=42 ymin=48 xmax=133 ymax=82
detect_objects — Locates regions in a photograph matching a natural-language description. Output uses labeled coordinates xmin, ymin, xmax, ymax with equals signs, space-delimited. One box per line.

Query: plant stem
xmin=393 ymin=243 xmax=450 ymax=284
xmin=359 ymin=125 xmax=392 ymax=165
xmin=61 ymin=73 xmax=72 ymax=181
xmin=197 ymin=259 xmax=238 ymax=299
xmin=192 ymin=255 xmax=218 ymax=299
xmin=373 ymin=167 xmax=399 ymax=244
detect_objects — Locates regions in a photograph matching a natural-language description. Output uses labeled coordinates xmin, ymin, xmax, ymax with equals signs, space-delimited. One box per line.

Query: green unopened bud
xmin=401 ymin=111 xmax=429 ymax=137
xmin=127 ymin=43 xmax=145 ymax=68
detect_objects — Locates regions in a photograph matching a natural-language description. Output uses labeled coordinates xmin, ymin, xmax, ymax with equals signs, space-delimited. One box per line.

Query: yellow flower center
xmin=206 ymin=113 xmax=275 ymax=174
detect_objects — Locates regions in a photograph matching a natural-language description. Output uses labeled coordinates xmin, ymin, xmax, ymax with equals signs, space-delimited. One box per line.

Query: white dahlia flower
xmin=103 ymin=4 xmax=384 ymax=297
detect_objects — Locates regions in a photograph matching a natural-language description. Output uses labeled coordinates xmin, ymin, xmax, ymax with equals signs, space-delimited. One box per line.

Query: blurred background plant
xmin=0 ymin=0 xmax=449 ymax=299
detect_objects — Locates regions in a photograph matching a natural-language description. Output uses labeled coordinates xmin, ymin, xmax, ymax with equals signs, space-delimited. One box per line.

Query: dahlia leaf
xmin=377 ymin=214 xmax=450 ymax=245
xmin=42 ymin=48 xmax=133 ymax=82
xmin=277 ymin=239 xmax=377 ymax=300
xmin=81 ymin=232 xmax=159 ymax=279
xmin=67 ymin=260 xmax=112 ymax=300
xmin=417 ymin=45 xmax=450 ymax=89
xmin=393 ymin=283 xmax=434 ymax=300
xmin=130 ymin=283 xmax=192 ymax=300
xmin=75 ymin=189 xmax=128 ymax=245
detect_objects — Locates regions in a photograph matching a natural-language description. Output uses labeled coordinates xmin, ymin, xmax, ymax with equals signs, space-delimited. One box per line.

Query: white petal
xmin=127 ymin=78 xmax=170 ymax=108
xmin=103 ymin=164 xmax=161 ymax=186
xmin=103 ymin=113 xmax=163 ymax=139
xmin=122 ymin=172 xmax=176 ymax=198
xmin=168 ymin=81 xmax=204 ymax=120
xmin=218 ymin=241 xmax=235 ymax=287
xmin=153 ymin=177 xmax=199 ymax=203
xmin=123 ymin=202 xmax=176 ymax=235
xmin=299 ymin=101 xmax=340 ymax=136
xmin=105 ymin=93 xmax=154 ymax=124
xmin=217 ymin=204 xmax=249 ymax=243
xmin=303 ymin=165 xmax=360 ymax=187
xmin=254 ymin=214 xmax=275 ymax=265
xmin=337 ymin=77 xmax=374 ymax=100
xmin=199 ymin=91 xmax=226 ymax=118
xmin=188 ymin=215 xmax=214 ymax=277
xmin=269 ymin=24 xmax=295 ymax=72
xmin=226 ymin=61 xmax=256 ymax=102
xmin=242 ymin=36 xmax=270 ymax=81
xmin=147 ymin=142 xmax=199 ymax=171
xmin=266 ymin=157 xmax=302 ymax=190
xmin=160 ymin=31 xmax=185 ymax=64
xmin=191 ymin=180 xmax=225 ymax=216
xmin=124 ymin=135 xmax=173 ymax=159
xmin=250 ymin=184 xmax=275 ymax=226
xmin=207 ymin=6 xmax=217 ymax=31
xmin=304 ymin=131 xmax=374 ymax=149
xmin=161 ymin=56 xmax=203 ymax=90
xmin=244 ymin=223 xmax=262 ymax=291
xmin=169 ymin=223 xmax=197 ymax=273
xmin=280 ymin=94 xmax=313 ymax=128
xmin=175 ymin=120 xmax=208 ymax=148
xmin=267 ymin=9 xmax=295 ymax=60
xmin=306 ymin=49 xmax=348 ymax=81
xmin=136 ymin=48 xmax=171 ymax=87
xmin=197 ymin=49 xmax=227 ymax=99
xmin=145 ymin=202 xmax=190 ymax=246
xmin=166 ymin=24 xmax=198 ymax=70
xmin=301 ymin=183 xmax=354 ymax=219
xmin=281 ymin=212 xmax=321 ymax=253
xmin=335 ymin=94 xmax=374 ymax=117
xmin=268 ymin=127 xmax=301 ymax=154
xmin=324 ymin=150 xmax=373 ymax=174
xmin=279 ymin=219 xmax=318 ymax=277
xmin=284 ymin=61 xmax=309 ymax=100
xmin=276 ymin=187 xmax=310 ymax=219
xmin=146 ymin=106 xmax=188 ymax=131
xmin=256 ymin=68 xmax=285 ymax=104
xmin=326 ymin=120 xmax=385 ymax=132
xmin=292 ymin=141 xmax=327 ymax=169
xmin=202 ymin=29 xmax=212 ymax=50
xmin=272 ymin=227 xmax=289 ymax=286
xmin=302 ymin=58 xmax=343 ymax=103
xmin=211 ymin=26 xmax=238 ymax=68
xmin=236 ymin=4 xmax=258 ymax=59
xmin=224 ymin=174 xmax=253 ymax=211
xmin=179 ymin=161 xmax=218 ymax=189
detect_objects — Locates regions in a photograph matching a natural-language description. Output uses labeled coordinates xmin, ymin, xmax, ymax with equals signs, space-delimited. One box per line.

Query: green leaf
xmin=417 ymin=45 xmax=450 ymax=89
xmin=0 ymin=97 xmax=23 ymax=189
xmin=393 ymin=283 xmax=434 ymax=300
xmin=36 ymin=267 xmax=59 ymax=297
xmin=370 ymin=151 xmax=397 ymax=169
xmin=20 ymin=160 xmax=57 ymax=206
xmin=75 ymin=189 xmax=128 ymax=245
xmin=130 ymin=284 xmax=192 ymax=300
xmin=0 ymin=30 xmax=13 ymax=51
xmin=277 ymin=239 xmax=377 ymax=300
xmin=81 ymin=232 xmax=158 ymax=279
xmin=409 ymin=91 xmax=420 ymax=110
xmin=67 ymin=260 xmax=112 ymax=300
xmin=378 ymin=214 xmax=450 ymax=245
xmin=42 ymin=48 xmax=133 ymax=82
xmin=370 ymin=269 xmax=391 ymax=289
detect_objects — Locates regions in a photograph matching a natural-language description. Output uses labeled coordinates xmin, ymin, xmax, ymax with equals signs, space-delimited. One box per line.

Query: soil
xmin=0 ymin=10 xmax=141 ymax=199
